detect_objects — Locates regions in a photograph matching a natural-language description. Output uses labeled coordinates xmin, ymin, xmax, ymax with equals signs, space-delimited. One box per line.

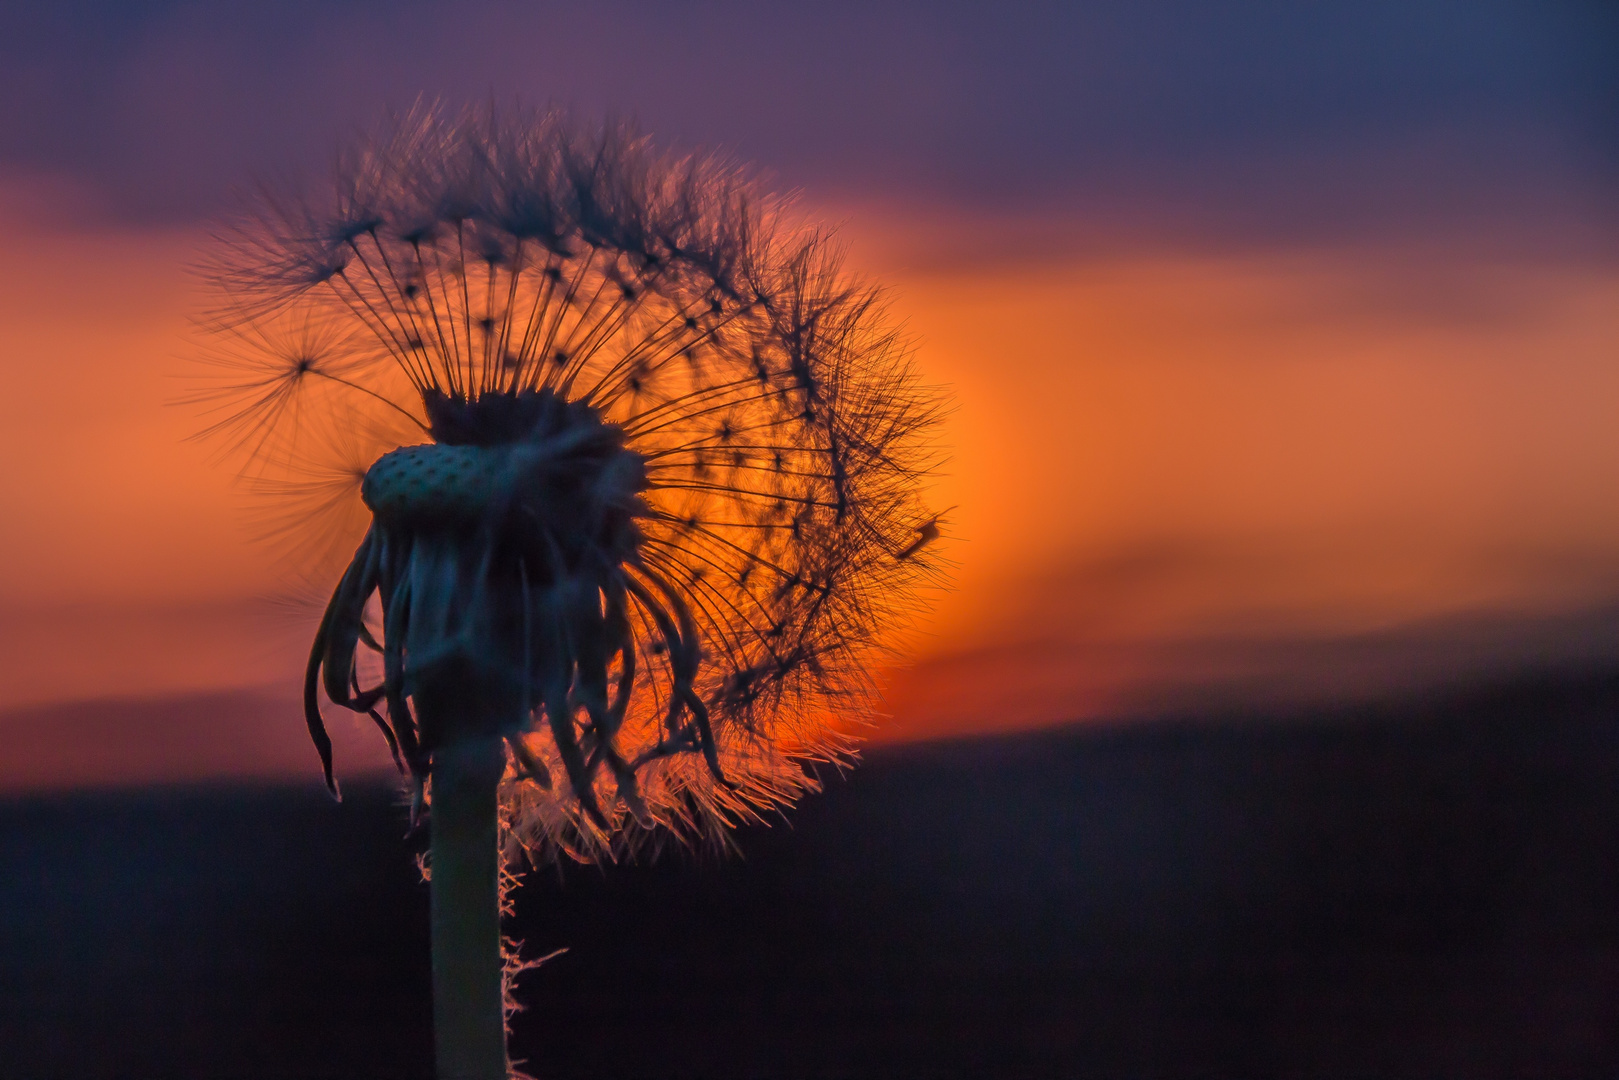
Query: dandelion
xmin=195 ymin=103 xmax=944 ymax=1080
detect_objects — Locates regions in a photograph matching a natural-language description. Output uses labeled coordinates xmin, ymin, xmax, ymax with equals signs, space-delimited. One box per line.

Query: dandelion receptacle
xmin=194 ymin=105 xmax=944 ymax=1079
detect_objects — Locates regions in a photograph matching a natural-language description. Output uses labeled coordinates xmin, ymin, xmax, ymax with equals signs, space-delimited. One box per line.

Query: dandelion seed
xmin=196 ymin=102 xmax=945 ymax=1080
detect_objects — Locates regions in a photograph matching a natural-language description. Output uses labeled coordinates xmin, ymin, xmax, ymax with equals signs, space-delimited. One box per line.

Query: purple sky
xmin=2 ymin=0 xmax=1613 ymax=248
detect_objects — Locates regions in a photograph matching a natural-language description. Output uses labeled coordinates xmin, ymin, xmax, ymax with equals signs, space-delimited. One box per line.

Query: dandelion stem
xmin=429 ymin=735 xmax=509 ymax=1080
xmin=196 ymin=107 xmax=944 ymax=1080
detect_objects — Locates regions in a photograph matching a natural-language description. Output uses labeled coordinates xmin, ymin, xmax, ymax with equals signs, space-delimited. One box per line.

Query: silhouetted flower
xmin=196 ymin=104 xmax=945 ymax=863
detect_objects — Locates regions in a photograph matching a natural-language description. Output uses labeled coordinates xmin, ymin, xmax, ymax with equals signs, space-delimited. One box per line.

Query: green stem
xmin=430 ymin=736 xmax=509 ymax=1080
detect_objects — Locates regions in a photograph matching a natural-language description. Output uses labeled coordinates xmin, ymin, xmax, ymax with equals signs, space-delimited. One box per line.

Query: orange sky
xmin=2 ymin=177 xmax=1618 ymax=784
xmin=851 ymin=213 xmax=1619 ymax=736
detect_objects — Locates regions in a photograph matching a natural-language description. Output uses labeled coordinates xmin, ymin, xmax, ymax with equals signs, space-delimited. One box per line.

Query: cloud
xmin=0 ymin=686 xmax=397 ymax=792
xmin=881 ymin=562 xmax=1619 ymax=741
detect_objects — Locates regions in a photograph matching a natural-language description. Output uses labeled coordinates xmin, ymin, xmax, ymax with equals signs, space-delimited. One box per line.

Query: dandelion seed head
xmin=195 ymin=101 xmax=947 ymax=863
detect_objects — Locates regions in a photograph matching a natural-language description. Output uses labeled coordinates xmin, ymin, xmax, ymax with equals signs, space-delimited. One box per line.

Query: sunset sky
xmin=0 ymin=0 xmax=1615 ymax=787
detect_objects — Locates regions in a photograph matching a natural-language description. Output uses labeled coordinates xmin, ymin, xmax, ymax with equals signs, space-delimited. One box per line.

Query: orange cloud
xmin=843 ymin=208 xmax=1619 ymax=737
xmin=3 ymin=185 xmax=1619 ymax=782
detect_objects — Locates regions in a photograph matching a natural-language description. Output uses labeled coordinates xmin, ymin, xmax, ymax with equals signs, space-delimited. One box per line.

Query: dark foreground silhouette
xmin=2 ymin=670 xmax=1617 ymax=1079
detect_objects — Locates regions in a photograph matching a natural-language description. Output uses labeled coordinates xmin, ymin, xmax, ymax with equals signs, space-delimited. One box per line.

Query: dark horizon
xmin=5 ymin=666 xmax=1618 ymax=1078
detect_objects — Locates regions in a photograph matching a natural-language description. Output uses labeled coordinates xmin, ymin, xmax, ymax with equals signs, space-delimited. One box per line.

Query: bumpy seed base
xmin=361 ymin=444 xmax=510 ymax=527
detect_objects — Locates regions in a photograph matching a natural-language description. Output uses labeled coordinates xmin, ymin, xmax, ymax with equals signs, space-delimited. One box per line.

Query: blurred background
xmin=0 ymin=2 xmax=1616 ymax=1076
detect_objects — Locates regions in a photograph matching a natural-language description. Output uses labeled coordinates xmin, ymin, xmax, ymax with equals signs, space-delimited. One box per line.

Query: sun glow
xmin=2 ymin=180 xmax=1618 ymax=780
xmin=849 ymin=210 xmax=1619 ymax=737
